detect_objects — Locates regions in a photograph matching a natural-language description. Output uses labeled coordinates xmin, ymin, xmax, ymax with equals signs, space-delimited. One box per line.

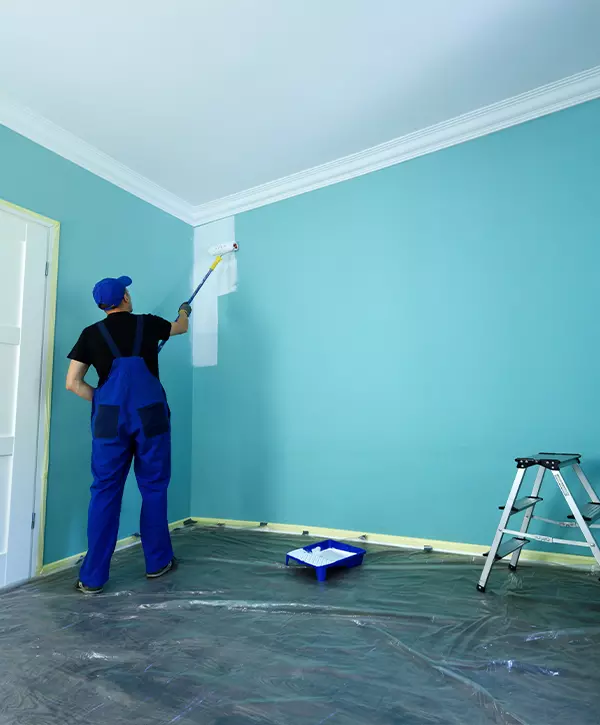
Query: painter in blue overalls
xmin=66 ymin=276 xmax=191 ymax=593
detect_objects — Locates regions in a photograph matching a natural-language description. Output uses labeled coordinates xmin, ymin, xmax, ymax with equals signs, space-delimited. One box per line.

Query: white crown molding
xmin=3 ymin=67 xmax=600 ymax=229
xmin=191 ymin=65 xmax=600 ymax=226
xmin=0 ymin=93 xmax=195 ymax=224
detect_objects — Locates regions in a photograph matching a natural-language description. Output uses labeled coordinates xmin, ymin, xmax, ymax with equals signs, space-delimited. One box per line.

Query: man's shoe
xmin=75 ymin=580 xmax=103 ymax=595
xmin=146 ymin=557 xmax=177 ymax=579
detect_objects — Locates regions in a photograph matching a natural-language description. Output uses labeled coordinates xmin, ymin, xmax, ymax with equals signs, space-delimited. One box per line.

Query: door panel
xmin=0 ymin=457 xmax=10 ymax=580
xmin=0 ymin=345 xmax=19 ymax=432
xmin=0 ymin=209 xmax=48 ymax=586
xmin=0 ymin=215 xmax=25 ymax=323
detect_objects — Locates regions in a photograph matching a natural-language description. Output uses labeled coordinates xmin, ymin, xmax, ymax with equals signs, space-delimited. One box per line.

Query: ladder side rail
xmin=552 ymin=471 xmax=600 ymax=567
xmin=477 ymin=468 xmax=527 ymax=592
xmin=509 ymin=466 xmax=545 ymax=570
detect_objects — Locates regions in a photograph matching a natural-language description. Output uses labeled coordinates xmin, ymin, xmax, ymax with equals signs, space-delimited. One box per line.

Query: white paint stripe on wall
xmin=192 ymin=217 xmax=236 ymax=367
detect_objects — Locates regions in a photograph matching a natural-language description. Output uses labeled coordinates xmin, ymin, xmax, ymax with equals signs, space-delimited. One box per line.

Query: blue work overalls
xmin=79 ymin=316 xmax=174 ymax=588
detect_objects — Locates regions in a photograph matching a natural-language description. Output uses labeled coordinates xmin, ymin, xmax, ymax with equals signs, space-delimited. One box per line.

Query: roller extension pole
xmin=158 ymin=242 xmax=238 ymax=353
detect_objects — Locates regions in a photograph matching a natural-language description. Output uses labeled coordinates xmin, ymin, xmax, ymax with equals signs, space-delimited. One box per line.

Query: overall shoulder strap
xmin=132 ymin=315 xmax=144 ymax=357
xmin=98 ymin=321 xmax=121 ymax=358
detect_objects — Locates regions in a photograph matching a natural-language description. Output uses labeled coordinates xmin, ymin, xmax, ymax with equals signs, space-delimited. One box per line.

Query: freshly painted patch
xmin=192 ymin=217 xmax=237 ymax=367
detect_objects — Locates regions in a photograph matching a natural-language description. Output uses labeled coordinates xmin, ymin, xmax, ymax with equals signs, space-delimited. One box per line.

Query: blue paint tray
xmin=285 ymin=539 xmax=366 ymax=581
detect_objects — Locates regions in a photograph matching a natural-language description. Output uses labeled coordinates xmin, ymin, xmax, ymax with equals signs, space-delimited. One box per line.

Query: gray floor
xmin=1 ymin=525 xmax=599 ymax=724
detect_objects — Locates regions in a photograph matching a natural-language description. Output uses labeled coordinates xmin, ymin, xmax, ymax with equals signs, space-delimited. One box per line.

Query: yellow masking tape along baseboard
xmin=40 ymin=516 xmax=598 ymax=575
xmin=190 ymin=517 xmax=598 ymax=570
xmin=39 ymin=519 xmax=191 ymax=576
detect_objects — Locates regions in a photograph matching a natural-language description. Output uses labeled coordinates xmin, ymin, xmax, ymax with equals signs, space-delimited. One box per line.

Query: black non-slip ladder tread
xmin=515 ymin=453 xmax=581 ymax=470
xmin=567 ymin=502 xmax=600 ymax=523
xmin=483 ymin=537 xmax=529 ymax=560
xmin=499 ymin=496 xmax=543 ymax=514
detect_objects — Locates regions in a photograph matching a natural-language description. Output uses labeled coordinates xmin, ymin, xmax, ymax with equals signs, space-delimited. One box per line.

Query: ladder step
xmin=567 ymin=502 xmax=600 ymax=523
xmin=484 ymin=537 xmax=529 ymax=560
xmin=499 ymin=496 xmax=542 ymax=514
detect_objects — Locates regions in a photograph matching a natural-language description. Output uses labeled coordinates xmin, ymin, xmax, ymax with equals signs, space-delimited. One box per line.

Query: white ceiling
xmin=1 ymin=0 xmax=600 ymax=215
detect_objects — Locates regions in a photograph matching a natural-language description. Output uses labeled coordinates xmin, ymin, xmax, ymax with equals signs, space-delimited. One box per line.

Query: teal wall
xmin=192 ymin=99 xmax=600 ymax=551
xmin=0 ymin=124 xmax=193 ymax=565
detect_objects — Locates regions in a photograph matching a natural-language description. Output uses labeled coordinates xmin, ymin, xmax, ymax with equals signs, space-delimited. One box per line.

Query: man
xmin=66 ymin=275 xmax=191 ymax=594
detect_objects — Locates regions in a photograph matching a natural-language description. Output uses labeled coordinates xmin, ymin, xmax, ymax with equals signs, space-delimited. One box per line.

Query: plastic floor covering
xmin=1 ymin=525 xmax=599 ymax=725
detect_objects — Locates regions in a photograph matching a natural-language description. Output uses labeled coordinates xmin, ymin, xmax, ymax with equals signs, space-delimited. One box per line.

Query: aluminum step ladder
xmin=477 ymin=453 xmax=600 ymax=592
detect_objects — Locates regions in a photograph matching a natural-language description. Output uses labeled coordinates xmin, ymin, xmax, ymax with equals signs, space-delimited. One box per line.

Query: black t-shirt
xmin=68 ymin=312 xmax=171 ymax=387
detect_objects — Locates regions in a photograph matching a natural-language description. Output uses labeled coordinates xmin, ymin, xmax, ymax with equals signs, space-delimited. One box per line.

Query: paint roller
xmin=158 ymin=242 xmax=238 ymax=352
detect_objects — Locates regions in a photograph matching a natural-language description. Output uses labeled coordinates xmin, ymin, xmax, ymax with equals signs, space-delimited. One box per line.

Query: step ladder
xmin=477 ymin=453 xmax=600 ymax=592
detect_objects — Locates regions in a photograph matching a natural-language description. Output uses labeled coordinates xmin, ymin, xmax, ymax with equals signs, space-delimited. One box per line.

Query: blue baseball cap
xmin=93 ymin=276 xmax=132 ymax=310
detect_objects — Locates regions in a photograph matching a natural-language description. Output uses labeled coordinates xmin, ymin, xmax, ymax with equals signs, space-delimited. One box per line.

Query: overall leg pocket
xmin=93 ymin=405 xmax=120 ymax=439
xmin=138 ymin=402 xmax=170 ymax=438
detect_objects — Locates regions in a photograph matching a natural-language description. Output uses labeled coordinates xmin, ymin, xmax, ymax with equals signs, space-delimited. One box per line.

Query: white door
xmin=0 ymin=208 xmax=48 ymax=587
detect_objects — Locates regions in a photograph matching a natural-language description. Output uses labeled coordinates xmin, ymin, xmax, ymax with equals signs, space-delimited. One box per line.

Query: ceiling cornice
xmin=190 ymin=65 xmax=600 ymax=226
xmin=2 ymin=66 xmax=599 ymax=229
xmin=0 ymin=92 xmax=195 ymax=224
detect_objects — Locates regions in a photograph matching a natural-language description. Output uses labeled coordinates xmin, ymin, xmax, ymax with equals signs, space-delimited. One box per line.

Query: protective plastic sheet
xmin=1 ymin=526 xmax=599 ymax=724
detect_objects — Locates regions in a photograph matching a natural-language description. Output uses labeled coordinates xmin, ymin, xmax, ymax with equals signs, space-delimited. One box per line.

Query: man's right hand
xmin=179 ymin=302 xmax=192 ymax=317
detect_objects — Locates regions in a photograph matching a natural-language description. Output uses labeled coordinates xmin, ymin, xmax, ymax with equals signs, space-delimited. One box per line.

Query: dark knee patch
xmin=138 ymin=402 xmax=170 ymax=438
xmin=93 ymin=405 xmax=120 ymax=438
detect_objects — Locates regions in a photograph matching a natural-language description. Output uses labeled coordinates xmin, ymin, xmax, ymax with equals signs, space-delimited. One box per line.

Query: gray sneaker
xmin=146 ymin=557 xmax=177 ymax=579
xmin=75 ymin=580 xmax=103 ymax=595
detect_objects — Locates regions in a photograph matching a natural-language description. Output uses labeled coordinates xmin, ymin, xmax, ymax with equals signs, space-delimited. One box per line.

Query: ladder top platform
xmin=515 ymin=452 xmax=581 ymax=470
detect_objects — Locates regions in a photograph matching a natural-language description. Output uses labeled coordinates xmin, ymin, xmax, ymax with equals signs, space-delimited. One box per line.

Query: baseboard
xmin=190 ymin=517 xmax=598 ymax=570
xmin=39 ymin=518 xmax=192 ymax=576
xmin=39 ymin=516 xmax=597 ymax=576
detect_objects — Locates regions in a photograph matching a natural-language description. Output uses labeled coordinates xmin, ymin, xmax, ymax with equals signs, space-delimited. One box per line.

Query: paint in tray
xmin=285 ymin=539 xmax=366 ymax=581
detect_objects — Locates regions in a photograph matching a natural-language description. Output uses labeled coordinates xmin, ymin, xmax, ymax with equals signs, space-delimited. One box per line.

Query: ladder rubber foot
xmin=508 ymin=564 xmax=517 ymax=571
xmin=477 ymin=584 xmax=486 ymax=593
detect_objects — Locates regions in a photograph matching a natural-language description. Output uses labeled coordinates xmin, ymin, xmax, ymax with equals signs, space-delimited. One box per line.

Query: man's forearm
xmin=69 ymin=379 xmax=95 ymax=402
xmin=170 ymin=310 xmax=190 ymax=336
xmin=66 ymin=360 xmax=93 ymax=401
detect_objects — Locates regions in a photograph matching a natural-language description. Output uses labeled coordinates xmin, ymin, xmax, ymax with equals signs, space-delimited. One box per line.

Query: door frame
xmin=0 ymin=199 xmax=60 ymax=580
